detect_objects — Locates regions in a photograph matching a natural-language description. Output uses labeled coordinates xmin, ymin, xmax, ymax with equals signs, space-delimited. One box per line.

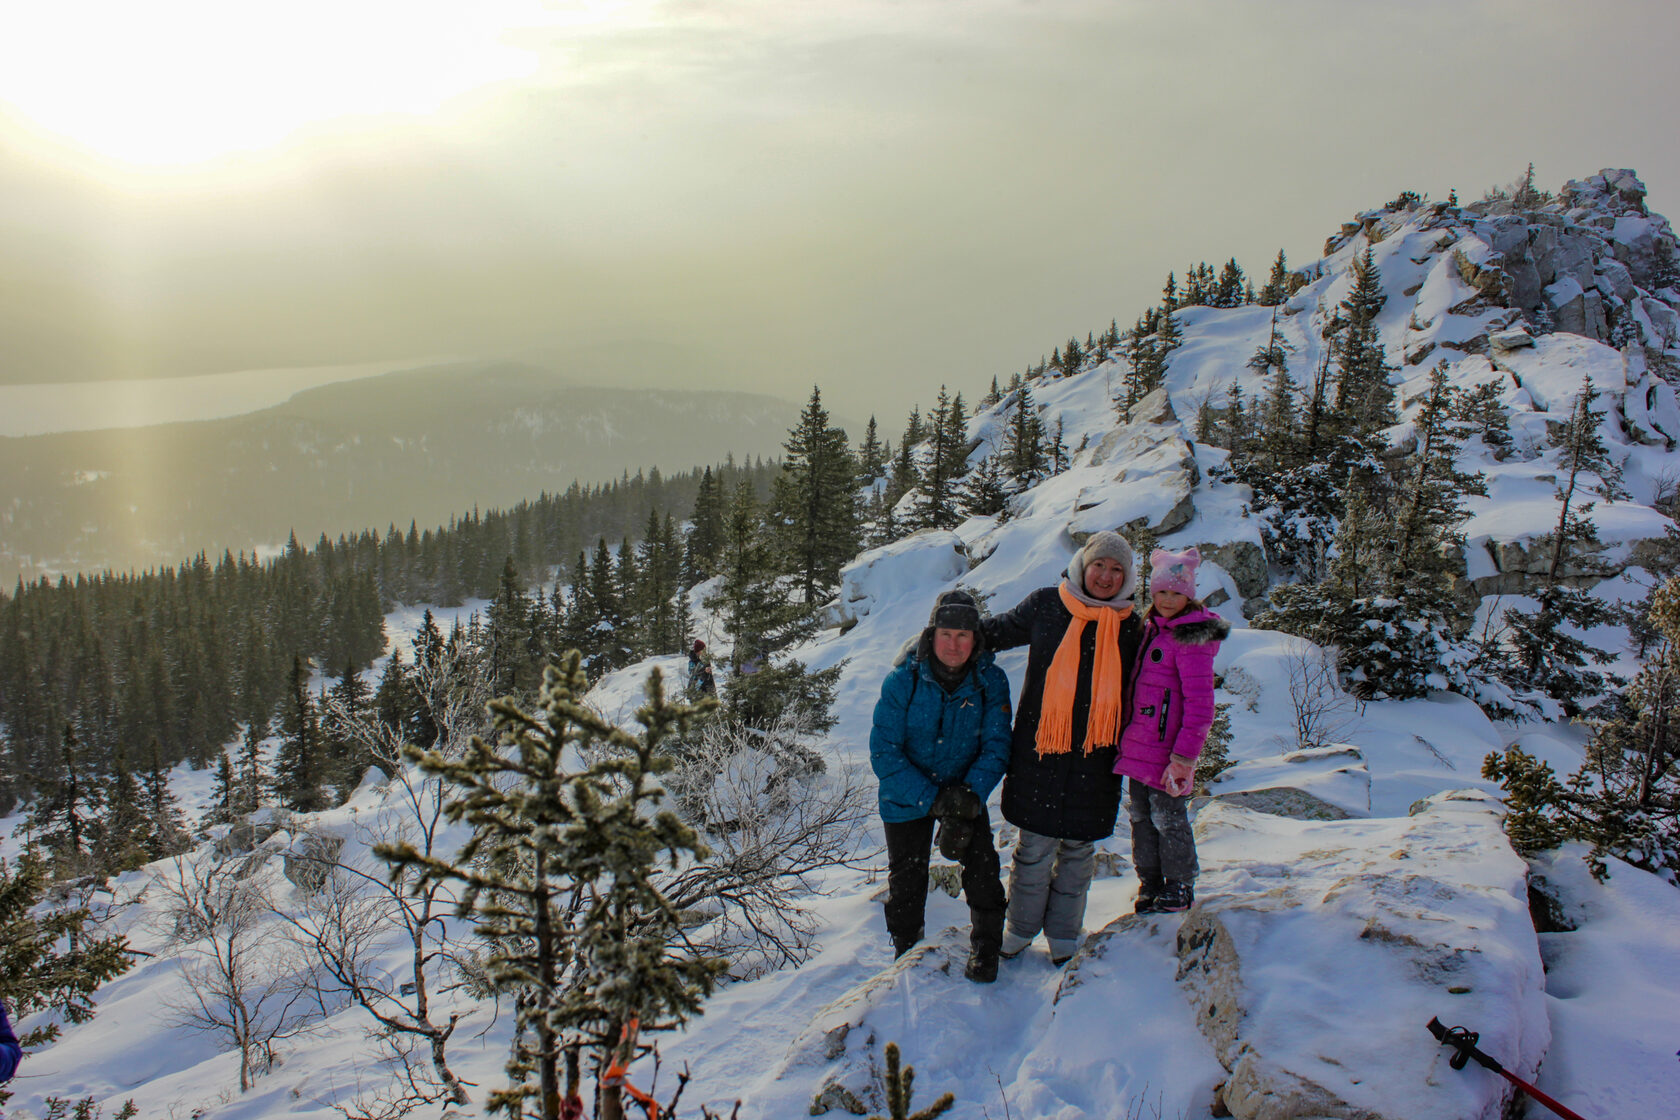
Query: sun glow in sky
xmin=0 ymin=0 xmax=636 ymax=165
xmin=1 ymin=0 xmax=1677 ymax=428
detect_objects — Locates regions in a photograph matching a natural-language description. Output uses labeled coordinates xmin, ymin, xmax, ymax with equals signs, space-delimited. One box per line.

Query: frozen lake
xmin=0 ymin=358 xmax=442 ymax=437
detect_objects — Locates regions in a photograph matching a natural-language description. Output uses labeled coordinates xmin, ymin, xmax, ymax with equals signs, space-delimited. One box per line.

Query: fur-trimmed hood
xmin=1155 ymin=608 xmax=1229 ymax=646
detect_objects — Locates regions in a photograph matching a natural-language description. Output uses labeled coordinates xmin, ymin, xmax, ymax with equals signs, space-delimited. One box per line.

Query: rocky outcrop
xmin=1451 ymin=170 xmax=1680 ymax=347
xmin=1074 ymin=389 xmax=1200 ymax=540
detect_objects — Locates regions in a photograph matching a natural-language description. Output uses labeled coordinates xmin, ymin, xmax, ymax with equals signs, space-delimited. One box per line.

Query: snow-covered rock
xmin=1179 ymin=792 xmax=1547 ymax=1120
xmin=835 ymin=531 xmax=969 ymax=625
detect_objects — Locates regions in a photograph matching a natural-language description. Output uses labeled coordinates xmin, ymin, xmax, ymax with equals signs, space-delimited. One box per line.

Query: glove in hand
xmin=931 ymin=784 xmax=983 ymax=821
xmin=936 ymin=816 xmax=975 ymax=861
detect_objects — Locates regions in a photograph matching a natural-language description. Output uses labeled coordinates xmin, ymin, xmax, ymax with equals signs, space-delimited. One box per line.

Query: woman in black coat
xmin=980 ymin=530 xmax=1143 ymax=964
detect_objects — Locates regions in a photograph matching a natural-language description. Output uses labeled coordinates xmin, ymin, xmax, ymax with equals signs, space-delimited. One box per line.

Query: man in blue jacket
xmin=869 ymin=590 xmax=1013 ymax=981
xmin=0 ymin=998 xmax=21 ymax=1083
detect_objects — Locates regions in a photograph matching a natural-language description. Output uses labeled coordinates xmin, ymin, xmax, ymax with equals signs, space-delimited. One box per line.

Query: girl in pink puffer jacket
xmin=1114 ymin=547 xmax=1228 ymax=913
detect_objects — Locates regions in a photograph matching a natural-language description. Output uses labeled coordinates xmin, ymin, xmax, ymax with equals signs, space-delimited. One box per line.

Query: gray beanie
xmin=1066 ymin=530 xmax=1137 ymax=601
xmin=928 ymin=589 xmax=982 ymax=632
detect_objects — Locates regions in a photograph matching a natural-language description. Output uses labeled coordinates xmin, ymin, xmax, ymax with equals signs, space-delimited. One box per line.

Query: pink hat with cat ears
xmin=1148 ymin=547 xmax=1200 ymax=599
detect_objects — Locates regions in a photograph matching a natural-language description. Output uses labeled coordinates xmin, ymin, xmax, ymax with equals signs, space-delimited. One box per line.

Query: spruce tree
xmin=1493 ymin=375 xmax=1622 ymax=714
xmin=378 ymin=654 xmax=724 ymax=1120
xmin=684 ymin=466 xmax=727 ymax=583
xmin=1257 ymin=249 xmax=1290 ymax=306
xmin=959 ymin=455 xmax=1010 ymax=519
xmin=857 ymin=415 xmax=888 ymax=484
xmin=141 ymin=736 xmax=188 ymax=860
xmin=204 ymin=753 xmax=237 ymax=829
xmin=1333 ymin=248 xmax=1396 ymax=433
xmin=1005 ymin=384 xmax=1048 ymax=486
xmin=913 ymin=387 xmax=969 ymax=530
xmin=1392 ymin=364 xmax=1485 ymax=581
xmin=1214 ymin=258 xmax=1247 ymax=308
xmin=712 ymin=481 xmax=814 ymax=673
xmin=25 ymin=724 xmax=104 ymax=878
xmin=769 ymin=386 xmax=860 ymax=603
xmin=485 ymin=556 xmax=532 ymax=697
xmin=273 ymin=655 xmax=327 ymax=813
xmin=98 ymin=748 xmax=153 ymax=875
xmin=323 ymin=662 xmax=374 ymax=795
xmin=0 ymin=852 xmax=132 ymax=1055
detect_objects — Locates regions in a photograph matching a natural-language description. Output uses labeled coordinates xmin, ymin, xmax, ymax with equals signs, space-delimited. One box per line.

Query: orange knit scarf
xmin=1035 ymin=582 xmax=1133 ymax=757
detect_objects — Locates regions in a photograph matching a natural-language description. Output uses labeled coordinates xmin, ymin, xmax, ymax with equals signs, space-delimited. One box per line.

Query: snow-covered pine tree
xmin=1004 ymin=382 xmax=1047 ymax=486
xmin=586 ymin=538 xmax=629 ymax=674
xmin=378 ymin=654 xmax=724 ymax=1120
xmin=1332 ymin=248 xmax=1396 ymax=434
xmin=1046 ymin=414 xmax=1069 ymax=475
xmin=886 ymin=420 xmax=920 ymax=511
xmin=712 ymin=481 xmax=810 ymax=672
xmin=1261 ymin=364 xmax=1485 ymax=701
xmin=0 ymin=851 xmax=132 ymax=1067
xmin=1214 ymin=258 xmax=1246 ymax=307
xmin=1486 ymin=575 xmax=1680 ymax=880
xmin=203 ymin=752 xmax=237 ymax=829
xmin=1453 ymin=379 xmax=1512 ymax=457
xmin=1391 ymin=364 xmax=1486 ymax=583
xmin=913 ymin=386 xmax=969 ymax=530
xmin=1493 ymin=374 xmax=1622 ymax=714
xmin=959 ymin=454 xmax=1010 ymax=519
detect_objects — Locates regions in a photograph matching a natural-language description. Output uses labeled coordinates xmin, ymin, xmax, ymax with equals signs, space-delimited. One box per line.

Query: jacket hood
xmin=1155 ymin=608 xmax=1229 ymax=646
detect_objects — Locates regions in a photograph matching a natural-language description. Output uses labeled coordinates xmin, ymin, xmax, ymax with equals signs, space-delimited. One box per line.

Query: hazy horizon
xmin=3 ymin=0 xmax=1678 ymax=426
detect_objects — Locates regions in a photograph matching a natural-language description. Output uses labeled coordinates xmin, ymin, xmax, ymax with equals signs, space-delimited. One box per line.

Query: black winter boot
xmin=892 ymin=930 xmax=922 ymax=959
xmin=1157 ymin=880 xmax=1195 ymax=913
xmin=966 ymin=906 xmax=1004 ymax=982
xmin=1134 ymin=873 xmax=1165 ymax=914
xmin=965 ymin=943 xmax=999 ymax=983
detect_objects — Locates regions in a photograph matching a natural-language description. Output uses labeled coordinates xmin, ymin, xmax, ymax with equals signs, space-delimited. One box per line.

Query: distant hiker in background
xmin=686 ymin=639 xmax=716 ymax=697
xmin=0 ymin=997 xmax=21 ymax=1083
xmin=870 ymin=590 xmax=1013 ymax=982
xmin=980 ymin=531 xmax=1144 ymax=965
xmin=1115 ymin=548 xmax=1228 ymax=914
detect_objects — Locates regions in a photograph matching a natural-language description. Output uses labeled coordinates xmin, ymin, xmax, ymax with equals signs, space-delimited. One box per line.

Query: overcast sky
xmin=2 ymin=0 xmax=1676 ymax=427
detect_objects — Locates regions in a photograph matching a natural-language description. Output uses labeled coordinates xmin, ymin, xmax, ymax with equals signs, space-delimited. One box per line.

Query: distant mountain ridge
xmin=0 ymin=363 xmax=801 ymax=582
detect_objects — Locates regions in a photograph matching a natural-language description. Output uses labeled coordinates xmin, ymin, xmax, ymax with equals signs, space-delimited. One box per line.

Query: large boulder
xmin=834 ymin=531 xmax=968 ymax=626
xmin=1077 ymin=393 xmax=1200 ymax=539
xmin=1198 ymin=539 xmax=1269 ymax=601
xmin=1179 ymin=793 xmax=1548 ymax=1120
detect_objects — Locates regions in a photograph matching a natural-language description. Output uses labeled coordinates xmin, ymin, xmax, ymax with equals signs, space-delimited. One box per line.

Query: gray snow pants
xmin=1004 ymin=828 xmax=1096 ymax=961
xmin=1127 ymin=778 xmax=1198 ymax=885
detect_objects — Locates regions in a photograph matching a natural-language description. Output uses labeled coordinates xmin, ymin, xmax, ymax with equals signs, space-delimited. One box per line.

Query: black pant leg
xmin=957 ymin=805 xmax=1006 ymax=949
xmin=1127 ymin=777 xmax=1163 ymax=883
xmin=883 ymin=816 xmax=936 ymax=944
